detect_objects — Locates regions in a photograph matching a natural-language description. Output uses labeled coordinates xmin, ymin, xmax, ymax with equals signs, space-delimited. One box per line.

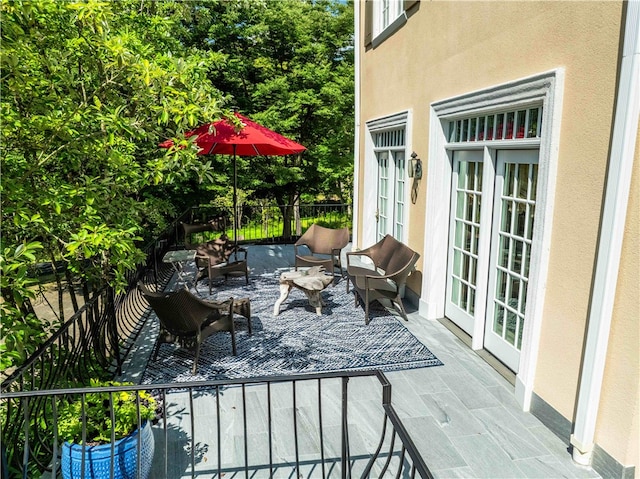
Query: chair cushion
xmin=196 ymin=239 xmax=230 ymax=264
xmin=353 ymin=272 xmax=397 ymax=293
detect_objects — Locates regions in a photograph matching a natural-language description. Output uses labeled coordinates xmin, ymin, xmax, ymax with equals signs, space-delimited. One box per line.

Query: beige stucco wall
xmin=358 ymin=0 xmax=634 ymax=468
xmin=595 ymin=128 xmax=640 ymax=470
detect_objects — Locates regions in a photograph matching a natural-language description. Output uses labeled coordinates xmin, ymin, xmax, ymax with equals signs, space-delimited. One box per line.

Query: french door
xmin=445 ymin=149 xmax=538 ymax=372
xmin=375 ymin=129 xmax=406 ymax=241
xmin=445 ymin=150 xmax=485 ymax=335
xmin=484 ymin=151 xmax=538 ymax=370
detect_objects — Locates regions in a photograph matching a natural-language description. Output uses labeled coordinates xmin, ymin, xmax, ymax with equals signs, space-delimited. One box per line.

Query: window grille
xmin=448 ymin=107 xmax=542 ymax=143
xmin=373 ymin=126 xmax=406 ymax=242
xmin=374 ymin=129 xmax=405 ymax=148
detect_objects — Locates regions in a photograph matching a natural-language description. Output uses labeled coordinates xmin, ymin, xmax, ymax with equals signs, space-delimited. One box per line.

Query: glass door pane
xmin=484 ymin=150 xmax=538 ymax=372
xmin=445 ymin=150 xmax=484 ymax=335
xmin=394 ymin=151 xmax=406 ymax=240
xmin=377 ymin=151 xmax=390 ymax=241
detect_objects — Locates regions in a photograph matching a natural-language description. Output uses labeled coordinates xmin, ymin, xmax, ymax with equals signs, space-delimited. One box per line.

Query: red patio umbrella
xmin=160 ymin=112 xmax=306 ymax=243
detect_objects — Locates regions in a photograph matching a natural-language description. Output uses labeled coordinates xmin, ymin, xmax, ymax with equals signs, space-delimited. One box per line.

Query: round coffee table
xmin=273 ymin=266 xmax=334 ymax=316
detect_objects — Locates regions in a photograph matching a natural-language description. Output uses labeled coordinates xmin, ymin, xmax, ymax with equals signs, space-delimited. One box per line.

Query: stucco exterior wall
xmin=359 ymin=1 xmax=623 ymax=303
xmin=595 ymin=128 xmax=640 ymax=469
xmin=358 ymin=0 xmax=634 ymax=469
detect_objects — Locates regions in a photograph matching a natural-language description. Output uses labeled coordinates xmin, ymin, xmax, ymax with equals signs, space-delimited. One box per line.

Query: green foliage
xmin=1 ymin=0 xmax=227 ymax=369
xmin=1 ymin=0 xmax=226 ymax=290
xmin=0 ymin=241 xmax=52 ymax=372
xmin=56 ymin=379 xmax=157 ymax=445
xmin=175 ymin=0 xmax=355 ymax=205
xmin=1 ymin=0 xmax=353 ymax=371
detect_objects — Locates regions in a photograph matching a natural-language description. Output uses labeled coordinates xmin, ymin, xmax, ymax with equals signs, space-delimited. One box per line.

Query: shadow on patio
xmin=1 ymin=236 xmax=602 ymax=478
xmin=115 ymin=244 xmax=600 ymax=479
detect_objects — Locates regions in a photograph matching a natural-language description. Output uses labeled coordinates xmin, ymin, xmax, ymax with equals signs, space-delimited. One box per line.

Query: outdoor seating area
xmin=4 ymin=2 xmax=636 ymax=476
xmin=114 ymin=242 xmax=600 ymax=479
xmin=1 ymin=233 xmax=603 ymax=478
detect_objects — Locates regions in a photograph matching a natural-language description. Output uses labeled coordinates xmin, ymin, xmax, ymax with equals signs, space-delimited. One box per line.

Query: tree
xmin=0 ymin=0 xmax=226 ymax=367
xmin=1 ymin=0 xmax=354 ymax=370
xmin=175 ymin=0 xmax=355 ymax=218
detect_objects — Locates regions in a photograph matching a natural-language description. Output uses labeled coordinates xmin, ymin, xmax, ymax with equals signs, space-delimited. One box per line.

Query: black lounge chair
xmin=138 ymin=282 xmax=235 ymax=374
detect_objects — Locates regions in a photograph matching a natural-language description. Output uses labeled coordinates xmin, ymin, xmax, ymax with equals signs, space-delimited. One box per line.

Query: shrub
xmin=56 ymin=379 xmax=158 ymax=445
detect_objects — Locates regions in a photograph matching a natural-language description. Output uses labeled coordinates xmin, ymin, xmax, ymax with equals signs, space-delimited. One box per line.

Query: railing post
xmin=341 ymin=376 xmax=350 ymax=479
xmin=294 ymin=197 xmax=301 ymax=236
xmin=107 ymin=287 xmax=122 ymax=375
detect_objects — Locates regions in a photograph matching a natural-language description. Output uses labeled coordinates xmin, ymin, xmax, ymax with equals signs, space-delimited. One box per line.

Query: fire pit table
xmin=273 ymin=266 xmax=334 ymax=316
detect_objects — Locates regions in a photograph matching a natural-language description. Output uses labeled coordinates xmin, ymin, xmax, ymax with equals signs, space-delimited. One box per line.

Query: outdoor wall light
xmin=408 ymin=151 xmax=422 ymax=179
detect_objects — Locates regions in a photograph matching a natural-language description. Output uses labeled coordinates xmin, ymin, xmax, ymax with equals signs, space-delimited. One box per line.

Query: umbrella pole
xmin=233 ymin=145 xmax=238 ymax=246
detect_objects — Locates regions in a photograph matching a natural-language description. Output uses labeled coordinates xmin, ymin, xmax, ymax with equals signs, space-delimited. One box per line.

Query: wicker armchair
xmin=194 ymin=235 xmax=249 ymax=294
xmin=138 ymin=282 xmax=235 ymax=374
xmin=346 ymin=235 xmax=420 ymax=324
xmin=181 ymin=223 xmax=249 ymax=294
xmin=294 ymin=224 xmax=350 ymax=280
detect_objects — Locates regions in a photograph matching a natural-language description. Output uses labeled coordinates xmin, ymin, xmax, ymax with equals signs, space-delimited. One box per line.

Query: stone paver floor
xmin=120 ymin=244 xmax=600 ymax=479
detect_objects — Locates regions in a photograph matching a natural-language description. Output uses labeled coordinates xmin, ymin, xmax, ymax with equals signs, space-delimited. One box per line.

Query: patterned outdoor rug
xmin=141 ymin=271 xmax=443 ymax=384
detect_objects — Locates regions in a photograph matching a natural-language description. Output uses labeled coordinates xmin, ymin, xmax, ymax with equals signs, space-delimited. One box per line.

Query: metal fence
xmin=182 ymin=203 xmax=352 ymax=244
xmin=2 ymin=202 xmax=431 ymax=478
xmin=0 ymin=223 xmax=178 ymax=475
xmin=1 ymin=371 xmax=433 ymax=479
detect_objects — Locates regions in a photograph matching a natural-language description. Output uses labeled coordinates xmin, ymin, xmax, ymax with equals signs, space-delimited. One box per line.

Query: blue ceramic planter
xmin=61 ymin=421 xmax=154 ymax=479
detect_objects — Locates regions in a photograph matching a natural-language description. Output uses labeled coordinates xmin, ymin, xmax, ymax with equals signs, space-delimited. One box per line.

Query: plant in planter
xmin=56 ymin=379 xmax=158 ymax=479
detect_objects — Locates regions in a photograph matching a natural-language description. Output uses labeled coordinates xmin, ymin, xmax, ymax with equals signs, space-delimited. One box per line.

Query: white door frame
xmin=420 ymin=70 xmax=565 ymax=410
xmin=363 ymin=110 xmax=413 ymax=247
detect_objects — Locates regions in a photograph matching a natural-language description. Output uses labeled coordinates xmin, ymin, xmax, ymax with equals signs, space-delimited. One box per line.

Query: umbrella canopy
xmin=190 ymin=112 xmax=306 ymax=156
xmin=160 ymin=112 xmax=306 ymax=243
xmin=159 ymin=112 xmax=307 ymax=156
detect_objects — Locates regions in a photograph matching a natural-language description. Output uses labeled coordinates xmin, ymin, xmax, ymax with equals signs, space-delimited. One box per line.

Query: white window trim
xmin=372 ymin=4 xmax=407 ymax=48
xmin=421 ymin=70 xmax=565 ymax=410
xmin=363 ymin=110 xmax=412 ymax=247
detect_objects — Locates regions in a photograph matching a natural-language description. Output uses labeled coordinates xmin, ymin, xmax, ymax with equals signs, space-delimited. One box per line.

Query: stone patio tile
xmin=472 ymin=406 xmax=551 ymax=460
xmin=432 ymin=466 xmax=477 ymax=478
xmin=420 ymin=391 xmax=487 ymax=438
xmin=391 ymin=366 xmax=451 ymax=395
xmin=403 ymin=415 xmax=468 ymax=471
xmin=382 ymin=374 xmax=432 ymax=419
xmin=449 ymin=433 xmax=526 ymax=478
xmin=439 ymin=371 xmax=498 ymax=410
xmin=514 ymin=455 xmax=602 ymax=479
xmin=485 ymin=384 xmax=543 ymax=428
xmin=527 ymin=424 xmax=574 ymax=457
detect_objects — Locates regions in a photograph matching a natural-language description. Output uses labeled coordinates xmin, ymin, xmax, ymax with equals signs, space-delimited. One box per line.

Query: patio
xmin=119 ymin=243 xmax=601 ymax=479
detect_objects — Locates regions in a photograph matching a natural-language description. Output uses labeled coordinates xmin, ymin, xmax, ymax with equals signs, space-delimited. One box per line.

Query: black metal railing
xmin=1 ymin=371 xmax=434 ymax=479
xmin=181 ymin=203 xmax=352 ymax=244
xmin=1 ymin=203 xmax=351 ymax=396
xmin=1 ymin=245 xmax=164 ymax=394
xmin=1 ymin=202 xmax=359 ymax=477
xmin=0 ymin=222 xmax=179 ymax=471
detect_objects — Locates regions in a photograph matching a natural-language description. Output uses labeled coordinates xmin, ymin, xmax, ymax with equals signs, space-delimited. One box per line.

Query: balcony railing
xmin=180 ymin=203 xmax=352 ymax=244
xmin=0 ymin=203 xmax=437 ymax=477
xmin=1 ymin=371 xmax=434 ymax=479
